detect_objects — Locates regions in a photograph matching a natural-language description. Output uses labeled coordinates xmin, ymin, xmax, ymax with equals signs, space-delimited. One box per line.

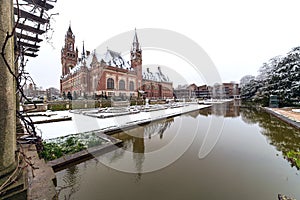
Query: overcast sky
xmin=26 ymin=0 xmax=300 ymax=89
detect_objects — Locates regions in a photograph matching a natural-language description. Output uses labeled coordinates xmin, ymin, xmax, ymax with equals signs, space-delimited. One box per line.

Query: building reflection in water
xmin=198 ymin=101 xmax=241 ymax=118
xmin=57 ymin=102 xmax=300 ymax=199
xmin=109 ymin=102 xmax=241 ymax=174
xmin=111 ymin=118 xmax=174 ymax=180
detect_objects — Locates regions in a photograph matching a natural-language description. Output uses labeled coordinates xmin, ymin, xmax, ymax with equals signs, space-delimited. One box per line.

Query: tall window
xmin=119 ymin=80 xmax=125 ymax=90
xmin=94 ymin=78 xmax=97 ymax=90
xmin=107 ymin=78 xmax=114 ymax=89
xmin=129 ymin=81 xmax=134 ymax=91
xmin=69 ymin=43 xmax=73 ymax=51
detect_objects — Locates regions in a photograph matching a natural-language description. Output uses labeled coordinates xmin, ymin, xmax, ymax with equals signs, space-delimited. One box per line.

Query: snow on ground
xmin=268 ymin=108 xmax=300 ymax=123
xmin=292 ymin=109 xmax=300 ymax=113
xmin=35 ymin=104 xmax=210 ymax=139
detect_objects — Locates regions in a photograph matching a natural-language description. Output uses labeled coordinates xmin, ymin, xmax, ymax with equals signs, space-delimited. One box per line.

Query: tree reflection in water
xmin=199 ymin=103 xmax=300 ymax=169
xmin=240 ymin=107 xmax=300 ymax=166
xmin=56 ymin=103 xmax=300 ymax=199
xmin=57 ymin=165 xmax=81 ymax=199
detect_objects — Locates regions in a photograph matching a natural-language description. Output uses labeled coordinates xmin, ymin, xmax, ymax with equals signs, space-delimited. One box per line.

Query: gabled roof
xmin=63 ymin=48 xmax=132 ymax=78
xmin=103 ymin=49 xmax=131 ymax=69
xmin=143 ymin=67 xmax=171 ymax=82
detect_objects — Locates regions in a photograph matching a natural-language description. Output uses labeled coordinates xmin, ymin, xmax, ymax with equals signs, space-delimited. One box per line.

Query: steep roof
xmin=143 ymin=67 xmax=171 ymax=82
xmin=132 ymin=28 xmax=140 ymax=51
xmin=67 ymin=25 xmax=73 ymax=34
xmin=63 ymin=48 xmax=132 ymax=78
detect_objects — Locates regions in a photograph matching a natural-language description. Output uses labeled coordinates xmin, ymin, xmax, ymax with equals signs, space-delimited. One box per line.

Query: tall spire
xmin=67 ymin=22 xmax=73 ymax=35
xmin=132 ymin=28 xmax=140 ymax=52
xmin=133 ymin=28 xmax=139 ymax=44
xmin=82 ymin=40 xmax=85 ymax=59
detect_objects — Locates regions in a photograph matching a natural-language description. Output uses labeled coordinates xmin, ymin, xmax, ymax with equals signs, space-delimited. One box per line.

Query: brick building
xmin=173 ymin=84 xmax=197 ymax=99
xmin=60 ymin=26 xmax=173 ymax=100
xmin=173 ymin=82 xmax=240 ymax=99
xmin=142 ymin=67 xmax=173 ymax=99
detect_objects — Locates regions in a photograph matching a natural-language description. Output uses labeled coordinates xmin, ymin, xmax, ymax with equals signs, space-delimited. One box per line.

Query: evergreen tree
xmin=240 ymin=47 xmax=300 ymax=106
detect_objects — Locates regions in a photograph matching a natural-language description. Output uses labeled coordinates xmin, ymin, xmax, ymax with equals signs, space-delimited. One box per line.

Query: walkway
xmin=264 ymin=107 xmax=300 ymax=129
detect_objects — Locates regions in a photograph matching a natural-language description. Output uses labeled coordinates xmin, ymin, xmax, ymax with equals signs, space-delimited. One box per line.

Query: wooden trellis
xmin=14 ymin=0 xmax=56 ymax=57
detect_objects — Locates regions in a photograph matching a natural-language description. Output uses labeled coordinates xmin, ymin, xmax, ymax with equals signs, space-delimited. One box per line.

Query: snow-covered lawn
xmin=35 ymin=104 xmax=210 ymax=139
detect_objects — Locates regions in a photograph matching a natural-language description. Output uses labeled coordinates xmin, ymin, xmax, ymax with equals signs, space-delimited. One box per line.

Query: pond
xmin=56 ymin=103 xmax=300 ymax=200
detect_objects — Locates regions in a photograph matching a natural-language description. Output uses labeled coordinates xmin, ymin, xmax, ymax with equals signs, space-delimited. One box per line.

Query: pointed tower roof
xmin=133 ymin=28 xmax=139 ymax=44
xmin=66 ymin=23 xmax=74 ymax=38
xmin=68 ymin=25 xmax=73 ymax=34
xmin=132 ymin=28 xmax=140 ymax=51
xmin=82 ymin=41 xmax=85 ymax=58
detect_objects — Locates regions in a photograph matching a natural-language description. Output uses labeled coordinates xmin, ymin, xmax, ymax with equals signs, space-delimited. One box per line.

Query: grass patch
xmin=40 ymin=132 xmax=109 ymax=161
xmin=286 ymin=151 xmax=300 ymax=169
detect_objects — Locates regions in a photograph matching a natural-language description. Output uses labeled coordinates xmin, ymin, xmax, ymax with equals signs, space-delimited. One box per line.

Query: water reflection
xmin=112 ymin=103 xmax=300 ymax=173
xmin=55 ymin=104 xmax=300 ymax=199
xmin=199 ymin=103 xmax=300 ymax=169
xmin=204 ymin=103 xmax=300 ymax=169
xmin=203 ymin=102 xmax=300 ymax=158
xmin=240 ymin=107 xmax=300 ymax=155
xmin=112 ymin=118 xmax=174 ymax=153
xmin=108 ymin=118 xmax=174 ymax=180
xmin=57 ymin=165 xmax=81 ymax=199
xmin=199 ymin=101 xmax=240 ymax=117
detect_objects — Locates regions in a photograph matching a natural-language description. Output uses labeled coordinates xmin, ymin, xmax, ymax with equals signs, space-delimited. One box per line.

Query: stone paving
xmin=25 ymin=144 xmax=57 ymax=200
xmin=270 ymin=108 xmax=300 ymax=123
xmin=264 ymin=107 xmax=300 ymax=129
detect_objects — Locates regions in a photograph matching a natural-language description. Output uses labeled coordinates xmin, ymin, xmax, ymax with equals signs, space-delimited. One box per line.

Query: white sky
xmin=26 ymin=0 xmax=300 ymax=89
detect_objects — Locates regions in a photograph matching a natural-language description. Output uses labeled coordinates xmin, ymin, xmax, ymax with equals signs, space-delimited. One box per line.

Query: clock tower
xmin=61 ymin=25 xmax=78 ymax=77
xmin=130 ymin=29 xmax=142 ymax=85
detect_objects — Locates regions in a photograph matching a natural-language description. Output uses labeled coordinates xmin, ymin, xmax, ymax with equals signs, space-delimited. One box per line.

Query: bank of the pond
xmin=262 ymin=107 xmax=300 ymax=169
xmin=46 ymin=132 xmax=122 ymax=172
xmin=263 ymin=107 xmax=300 ymax=129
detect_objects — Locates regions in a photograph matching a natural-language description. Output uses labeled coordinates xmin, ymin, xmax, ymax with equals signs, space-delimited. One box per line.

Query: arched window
xmin=69 ymin=43 xmax=73 ymax=51
xmin=119 ymin=80 xmax=125 ymax=90
xmin=129 ymin=81 xmax=134 ymax=91
xmin=107 ymin=78 xmax=114 ymax=89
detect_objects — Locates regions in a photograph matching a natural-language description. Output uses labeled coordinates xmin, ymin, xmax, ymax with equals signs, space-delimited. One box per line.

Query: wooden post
xmin=0 ymin=0 xmax=16 ymax=181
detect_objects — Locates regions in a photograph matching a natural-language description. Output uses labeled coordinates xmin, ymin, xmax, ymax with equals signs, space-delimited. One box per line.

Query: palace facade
xmin=60 ymin=26 xmax=173 ymax=99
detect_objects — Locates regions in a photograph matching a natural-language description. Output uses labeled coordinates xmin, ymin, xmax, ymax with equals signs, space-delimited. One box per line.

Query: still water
xmin=56 ymin=103 xmax=300 ymax=200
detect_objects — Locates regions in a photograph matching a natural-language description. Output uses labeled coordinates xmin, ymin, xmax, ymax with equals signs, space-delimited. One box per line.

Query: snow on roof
xmin=143 ymin=66 xmax=171 ymax=82
xmin=103 ymin=49 xmax=131 ymax=69
xmin=62 ymin=48 xmax=131 ymax=79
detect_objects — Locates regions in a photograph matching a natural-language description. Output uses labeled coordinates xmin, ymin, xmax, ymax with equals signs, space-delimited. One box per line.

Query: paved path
xmin=271 ymin=108 xmax=300 ymax=123
xmin=264 ymin=107 xmax=300 ymax=129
